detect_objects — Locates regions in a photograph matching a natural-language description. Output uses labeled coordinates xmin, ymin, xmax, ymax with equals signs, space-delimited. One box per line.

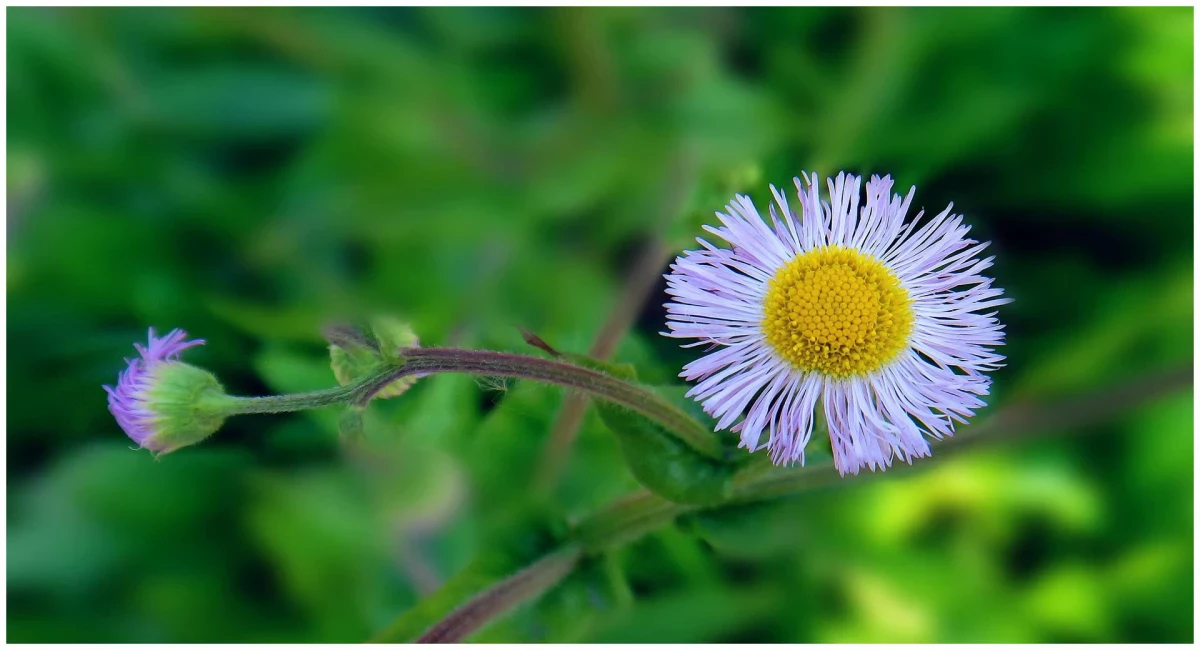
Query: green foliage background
xmin=6 ymin=6 xmax=1193 ymax=643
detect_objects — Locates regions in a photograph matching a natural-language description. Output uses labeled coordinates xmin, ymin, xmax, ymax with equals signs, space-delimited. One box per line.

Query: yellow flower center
xmin=762 ymin=246 xmax=913 ymax=378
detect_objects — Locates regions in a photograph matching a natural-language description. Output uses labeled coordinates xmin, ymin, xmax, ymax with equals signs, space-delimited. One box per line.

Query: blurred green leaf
xmin=245 ymin=469 xmax=385 ymax=641
xmin=149 ymin=65 xmax=331 ymax=140
xmin=595 ymin=397 xmax=735 ymax=506
xmin=588 ymin=585 xmax=784 ymax=643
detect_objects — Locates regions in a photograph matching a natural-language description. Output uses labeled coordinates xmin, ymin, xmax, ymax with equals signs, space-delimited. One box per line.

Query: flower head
xmin=104 ymin=328 xmax=231 ymax=455
xmin=664 ymin=172 xmax=1008 ymax=475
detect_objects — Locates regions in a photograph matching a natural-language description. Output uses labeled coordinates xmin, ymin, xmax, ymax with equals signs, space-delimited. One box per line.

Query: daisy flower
xmin=664 ymin=172 xmax=1008 ymax=475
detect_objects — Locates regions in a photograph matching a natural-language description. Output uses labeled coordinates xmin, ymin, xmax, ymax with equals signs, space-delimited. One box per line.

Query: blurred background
xmin=6 ymin=6 xmax=1193 ymax=643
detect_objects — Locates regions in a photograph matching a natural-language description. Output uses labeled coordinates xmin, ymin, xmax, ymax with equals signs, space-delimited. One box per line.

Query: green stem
xmin=221 ymin=361 xmax=405 ymax=415
xmin=224 ymin=386 xmax=360 ymax=415
xmin=367 ymin=348 xmax=727 ymax=461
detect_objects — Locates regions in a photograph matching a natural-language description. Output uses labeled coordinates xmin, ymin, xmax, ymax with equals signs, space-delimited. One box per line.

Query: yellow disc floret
xmin=762 ymin=246 xmax=913 ymax=378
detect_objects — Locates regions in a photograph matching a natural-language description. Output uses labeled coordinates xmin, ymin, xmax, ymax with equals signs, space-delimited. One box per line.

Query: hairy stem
xmin=361 ymin=348 xmax=727 ymax=461
xmin=222 ymin=360 xmax=410 ymax=415
xmin=223 ymin=347 xmax=727 ymax=463
xmin=224 ymin=385 xmax=362 ymax=415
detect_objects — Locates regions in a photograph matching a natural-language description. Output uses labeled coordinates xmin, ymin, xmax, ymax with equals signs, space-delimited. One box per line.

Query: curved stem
xmin=362 ymin=348 xmax=727 ymax=461
xmin=219 ymin=347 xmax=726 ymax=462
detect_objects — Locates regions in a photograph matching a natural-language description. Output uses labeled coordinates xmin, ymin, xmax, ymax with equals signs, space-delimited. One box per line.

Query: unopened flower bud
xmin=104 ymin=328 xmax=234 ymax=456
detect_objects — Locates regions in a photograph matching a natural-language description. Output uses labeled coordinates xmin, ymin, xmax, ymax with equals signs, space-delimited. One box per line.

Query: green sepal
xmin=142 ymin=362 xmax=235 ymax=456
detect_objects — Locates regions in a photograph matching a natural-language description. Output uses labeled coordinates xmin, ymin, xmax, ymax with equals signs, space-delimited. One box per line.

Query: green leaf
xmin=586 ymin=585 xmax=784 ymax=643
xmin=149 ymin=65 xmax=331 ymax=141
xmin=682 ymin=499 xmax=814 ymax=561
xmin=564 ymin=354 xmax=734 ymax=505
xmin=595 ymin=398 xmax=734 ymax=506
xmin=244 ymin=469 xmax=386 ymax=641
